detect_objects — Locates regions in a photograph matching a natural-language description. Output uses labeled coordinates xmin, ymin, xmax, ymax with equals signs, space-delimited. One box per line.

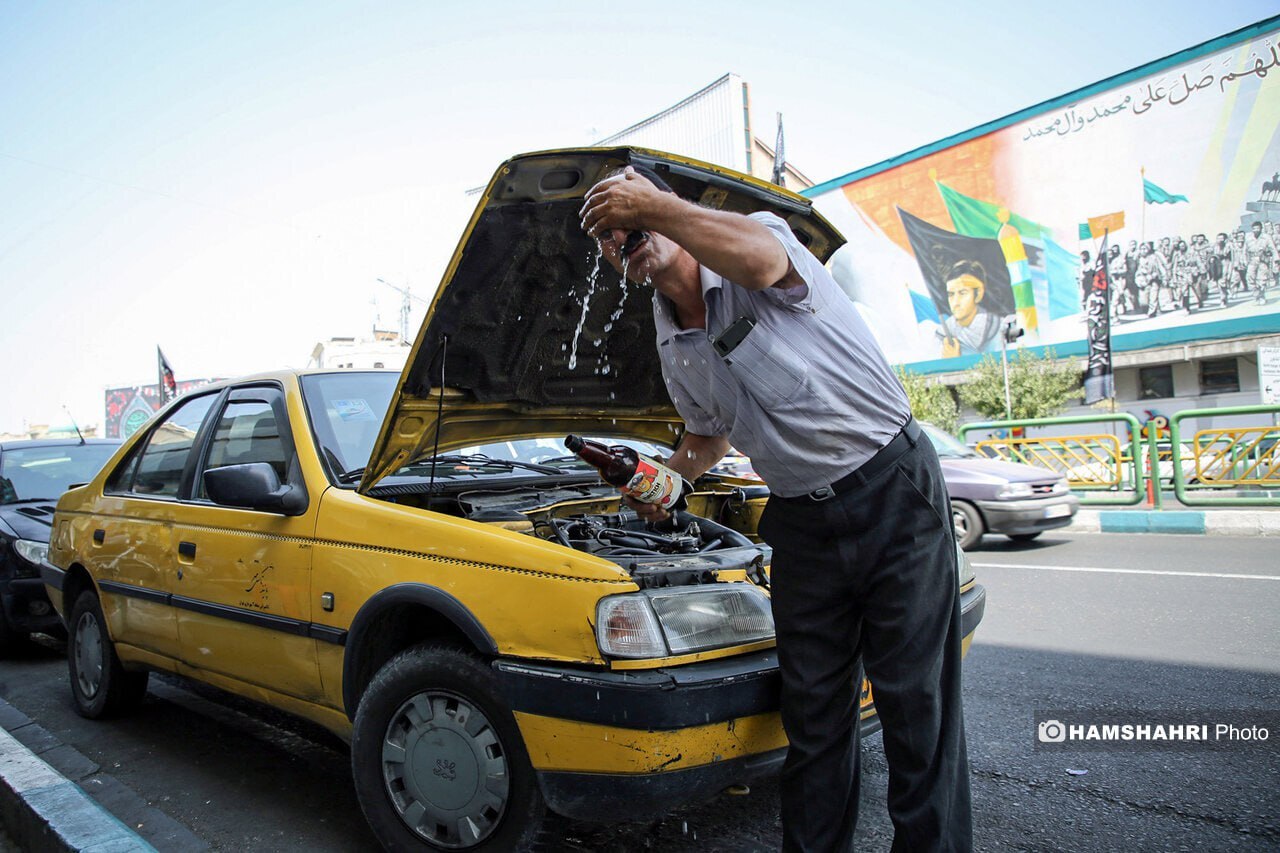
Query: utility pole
xmin=376 ymin=278 xmax=428 ymax=343
xmin=1000 ymin=320 xmax=1025 ymax=420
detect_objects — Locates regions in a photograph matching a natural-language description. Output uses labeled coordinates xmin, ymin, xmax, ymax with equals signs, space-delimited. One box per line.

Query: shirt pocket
xmin=721 ymin=325 xmax=808 ymax=407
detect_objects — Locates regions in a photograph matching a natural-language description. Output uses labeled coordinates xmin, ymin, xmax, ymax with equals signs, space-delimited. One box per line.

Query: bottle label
xmin=625 ymin=457 xmax=683 ymax=509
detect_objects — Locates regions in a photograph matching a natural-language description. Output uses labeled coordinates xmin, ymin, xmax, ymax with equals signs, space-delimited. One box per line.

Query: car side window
xmin=121 ymin=394 xmax=218 ymax=498
xmin=199 ymin=400 xmax=290 ymax=499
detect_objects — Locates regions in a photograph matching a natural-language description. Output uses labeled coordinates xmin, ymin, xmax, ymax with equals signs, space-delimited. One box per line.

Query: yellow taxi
xmin=45 ymin=148 xmax=986 ymax=852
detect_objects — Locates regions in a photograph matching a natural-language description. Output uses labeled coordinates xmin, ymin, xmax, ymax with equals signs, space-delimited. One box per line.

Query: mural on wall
xmin=809 ymin=22 xmax=1280 ymax=372
xmin=104 ymin=380 xmax=217 ymax=438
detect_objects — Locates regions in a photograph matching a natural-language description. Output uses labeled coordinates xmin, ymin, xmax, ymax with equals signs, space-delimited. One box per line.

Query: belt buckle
xmin=808 ymin=485 xmax=836 ymax=501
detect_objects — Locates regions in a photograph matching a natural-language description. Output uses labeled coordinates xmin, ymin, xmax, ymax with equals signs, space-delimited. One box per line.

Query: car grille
xmin=1032 ymin=483 xmax=1059 ymax=495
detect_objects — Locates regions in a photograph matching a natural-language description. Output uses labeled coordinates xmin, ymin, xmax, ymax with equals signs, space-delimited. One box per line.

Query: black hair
xmin=946 ymin=258 xmax=987 ymax=283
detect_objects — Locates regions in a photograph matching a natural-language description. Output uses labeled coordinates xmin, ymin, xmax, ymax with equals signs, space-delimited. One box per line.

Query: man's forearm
xmin=648 ymin=195 xmax=792 ymax=291
xmin=667 ymin=432 xmax=732 ymax=480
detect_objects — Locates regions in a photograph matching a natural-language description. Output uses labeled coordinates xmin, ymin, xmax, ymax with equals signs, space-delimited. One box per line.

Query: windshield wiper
xmin=336 ymin=467 xmax=366 ymax=485
xmin=410 ymin=454 xmax=562 ymax=475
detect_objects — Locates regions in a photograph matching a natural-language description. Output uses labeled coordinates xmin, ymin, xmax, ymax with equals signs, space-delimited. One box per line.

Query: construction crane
xmin=376 ymin=278 xmax=429 ymax=343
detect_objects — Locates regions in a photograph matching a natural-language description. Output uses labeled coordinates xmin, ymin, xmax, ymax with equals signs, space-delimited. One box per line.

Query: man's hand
xmin=941 ymin=334 xmax=960 ymax=358
xmin=621 ymin=491 xmax=670 ymax=524
xmin=579 ymin=166 xmax=671 ymax=239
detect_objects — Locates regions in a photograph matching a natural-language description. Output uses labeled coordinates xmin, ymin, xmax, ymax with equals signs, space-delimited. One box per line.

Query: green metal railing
xmin=1169 ymin=405 xmax=1280 ymax=506
xmin=959 ymin=413 xmax=1146 ymax=506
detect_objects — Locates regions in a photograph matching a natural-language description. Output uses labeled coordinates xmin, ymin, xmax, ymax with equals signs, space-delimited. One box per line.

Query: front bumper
xmin=495 ymin=581 xmax=986 ymax=820
xmin=976 ymin=493 xmax=1079 ymax=535
xmin=1 ymin=575 xmax=63 ymax=635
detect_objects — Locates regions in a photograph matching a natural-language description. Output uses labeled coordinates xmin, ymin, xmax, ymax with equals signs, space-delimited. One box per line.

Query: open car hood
xmin=360 ymin=147 xmax=845 ymax=492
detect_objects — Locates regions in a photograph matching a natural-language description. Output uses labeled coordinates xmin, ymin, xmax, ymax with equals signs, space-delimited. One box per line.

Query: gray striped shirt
xmin=654 ymin=212 xmax=910 ymax=498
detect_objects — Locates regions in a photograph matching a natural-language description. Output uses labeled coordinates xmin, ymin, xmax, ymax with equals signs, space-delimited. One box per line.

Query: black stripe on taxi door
xmin=94 ymin=581 xmax=347 ymax=645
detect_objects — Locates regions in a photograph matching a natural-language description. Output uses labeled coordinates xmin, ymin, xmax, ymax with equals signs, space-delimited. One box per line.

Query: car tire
xmin=67 ymin=590 xmax=149 ymax=719
xmin=1007 ymin=532 xmax=1042 ymax=543
xmin=951 ymin=500 xmax=985 ymax=550
xmin=351 ymin=645 xmax=546 ymax=852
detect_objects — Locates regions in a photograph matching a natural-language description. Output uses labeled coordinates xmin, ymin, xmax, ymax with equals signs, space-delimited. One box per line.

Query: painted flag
xmin=1143 ymin=179 xmax=1188 ymax=204
xmin=909 ymin=287 xmax=941 ymax=324
xmin=157 ymin=347 xmax=177 ymax=404
xmin=1036 ymin=237 xmax=1084 ymax=321
xmin=935 ymin=180 xmax=1046 ymax=240
xmin=934 ymin=178 xmax=1078 ymax=320
xmin=1089 ymin=211 xmax=1125 ymax=237
xmin=1082 ymin=234 xmax=1114 ymax=404
xmin=898 ymin=207 xmax=1016 ymax=319
xmin=770 ymin=113 xmax=786 ymax=188
xmin=997 ymin=216 xmax=1038 ymax=334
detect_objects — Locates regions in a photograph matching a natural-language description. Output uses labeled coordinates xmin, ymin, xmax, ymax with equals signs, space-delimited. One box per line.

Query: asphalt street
xmin=0 ymin=532 xmax=1276 ymax=851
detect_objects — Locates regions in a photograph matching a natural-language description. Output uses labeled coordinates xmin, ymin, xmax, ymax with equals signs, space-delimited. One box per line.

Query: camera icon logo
xmin=1038 ymin=719 xmax=1067 ymax=743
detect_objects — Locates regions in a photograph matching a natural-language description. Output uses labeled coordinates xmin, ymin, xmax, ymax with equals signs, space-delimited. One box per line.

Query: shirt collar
xmin=653 ymin=266 xmax=724 ymax=344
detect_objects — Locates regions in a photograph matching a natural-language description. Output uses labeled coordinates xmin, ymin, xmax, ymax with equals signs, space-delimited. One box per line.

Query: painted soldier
xmin=1229 ymin=230 xmax=1250 ymax=296
xmin=1137 ymin=241 xmax=1171 ymax=317
xmin=1170 ymin=239 xmax=1205 ymax=313
xmin=1124 ymin=239 xmax=1142 ymax=312
xmin=1107 ymin=244 xmax=1128 ymax=316
xmin=1245 ymin=221 xmax=1277 ymax=304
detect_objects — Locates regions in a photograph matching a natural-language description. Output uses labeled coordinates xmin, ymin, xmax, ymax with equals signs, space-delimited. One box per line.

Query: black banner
xmin=1083 ymin=235 xmax=1114 ymax=404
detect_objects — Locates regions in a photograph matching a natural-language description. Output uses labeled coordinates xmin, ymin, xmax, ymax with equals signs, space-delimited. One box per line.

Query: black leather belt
xmin=786 ymin=418 xmax=922 ymax=502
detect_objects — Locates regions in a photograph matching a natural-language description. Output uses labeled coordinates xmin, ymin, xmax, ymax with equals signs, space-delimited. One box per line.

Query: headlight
xmin=996 ymin=482 xmax=1034 ymax=499
xmin=956 ymin=542 xmax=976 ymax=587
xmin=14 ymin=539 xmax=49 ymax=566
xmin=596 ymin=584 xmax=774 ymax=659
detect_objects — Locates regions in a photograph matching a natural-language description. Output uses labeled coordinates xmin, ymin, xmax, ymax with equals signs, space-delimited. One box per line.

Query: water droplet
xmin=602 ymin=364 xmax=611 ymax=375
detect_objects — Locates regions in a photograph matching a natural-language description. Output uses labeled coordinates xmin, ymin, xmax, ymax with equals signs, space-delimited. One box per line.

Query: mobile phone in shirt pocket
xmin=720 ymin=322 xmax=808 ymax=406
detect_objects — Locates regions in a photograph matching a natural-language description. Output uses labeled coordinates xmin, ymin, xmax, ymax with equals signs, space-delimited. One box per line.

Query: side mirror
xmin=204 ymin=463 xmax=307 ymax=516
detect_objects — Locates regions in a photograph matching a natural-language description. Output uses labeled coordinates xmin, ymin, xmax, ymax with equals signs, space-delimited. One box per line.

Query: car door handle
xmin=178 ymin=541 xmax=196 ymax=559
xmin=93 ymin=529 xmax=105 ymax=544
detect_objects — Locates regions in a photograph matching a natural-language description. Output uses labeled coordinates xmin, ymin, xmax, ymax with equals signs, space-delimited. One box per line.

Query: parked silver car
xmin=922 ymin=424 xmax=1078 ymax=549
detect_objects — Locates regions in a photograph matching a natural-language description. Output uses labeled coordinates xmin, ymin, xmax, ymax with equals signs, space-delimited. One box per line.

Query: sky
xmin=2 ymin=1 xmax=1276 ymax=434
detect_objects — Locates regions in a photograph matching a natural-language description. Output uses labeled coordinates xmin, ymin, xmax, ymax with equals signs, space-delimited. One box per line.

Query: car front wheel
xmin=351 ymin=645 xmax=545 ymax=852
xmin=67 ymin=589 xmax=148 ymax=719
xmin=951 ymin=500 xmax=985 ymax=550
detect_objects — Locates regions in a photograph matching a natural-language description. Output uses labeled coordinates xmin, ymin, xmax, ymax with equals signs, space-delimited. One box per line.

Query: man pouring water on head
xmin=580 ymin=164 xmax=972 ymax=852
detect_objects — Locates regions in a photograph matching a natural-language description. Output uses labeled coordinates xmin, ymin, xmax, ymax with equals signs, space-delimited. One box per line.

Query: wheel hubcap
xmin=952 ymin=509 xmax=970 ymax=538
xmin=73 ymin=611 xmax=104 ymax=699
xmin=381 ymin=690 xmax=509 ymax=848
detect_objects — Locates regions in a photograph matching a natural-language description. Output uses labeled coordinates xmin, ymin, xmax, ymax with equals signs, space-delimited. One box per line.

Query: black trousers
xmin=759 ymin=433 xmax=972 ymax=852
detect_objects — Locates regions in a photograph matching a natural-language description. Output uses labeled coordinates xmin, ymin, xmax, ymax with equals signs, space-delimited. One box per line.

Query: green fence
xmin=959 ymin=413 xmax=1146 ymax=506
xmin=959 ymin=406 xmax=1280 ymax=508
xmin=1169 ymin=405 xmax=1280 ymax=506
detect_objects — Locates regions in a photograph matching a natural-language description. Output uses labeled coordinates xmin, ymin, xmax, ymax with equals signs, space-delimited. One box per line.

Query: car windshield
xmin=299 ymin=371 xmax=674 ymax=483
xmin=0 ymin=444 xmax=120 ymax=504
xmin=921 ymin=424 xmax=978 ymax=458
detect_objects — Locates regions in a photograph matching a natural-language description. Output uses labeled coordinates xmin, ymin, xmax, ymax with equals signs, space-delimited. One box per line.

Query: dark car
xmin=922 ymin=424 xmax=1079 ymax=549
xmin=0 ymin=438 xmax=121 ymax=651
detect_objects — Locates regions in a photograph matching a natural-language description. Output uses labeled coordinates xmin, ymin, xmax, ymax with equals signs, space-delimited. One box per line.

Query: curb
xmin=0 ymin=723 xmax=155 ymax=853
xmin=1073 ymin=509 xmax=1280 ymax=536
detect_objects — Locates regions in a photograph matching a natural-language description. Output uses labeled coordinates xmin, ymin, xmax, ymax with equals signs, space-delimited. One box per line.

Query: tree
xmin=897 ymin=368 xmax=960 ymax=434
xmin=958 ymin=348 xmax=1082 ymax=421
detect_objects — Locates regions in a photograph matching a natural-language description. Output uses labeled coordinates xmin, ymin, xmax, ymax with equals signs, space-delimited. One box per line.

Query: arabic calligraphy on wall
xmin=1022 ymin=41 xmax=1278 ymax=143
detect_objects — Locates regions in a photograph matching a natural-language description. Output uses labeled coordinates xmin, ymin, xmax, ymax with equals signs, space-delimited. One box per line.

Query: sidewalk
xmin=0 ymin=696 xmax=199 ymax=852
xmin=1074 ymin=496 xmax=1280 ymax=536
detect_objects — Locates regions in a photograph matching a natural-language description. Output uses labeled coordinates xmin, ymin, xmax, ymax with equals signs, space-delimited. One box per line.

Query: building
xmin=594 ymin=73 xmax=813 ymax=189
xmin=801 ymin=15 xmax=1280 ymax=431
xmin=307 ymin=329 xmax=409 ymax=371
